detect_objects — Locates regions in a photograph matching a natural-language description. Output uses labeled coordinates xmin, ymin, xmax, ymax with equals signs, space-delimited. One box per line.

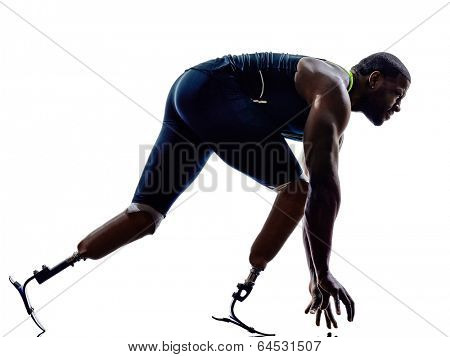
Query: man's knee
xmin=274 ymin=177 xmax=309 ymax=195
xmin=126 ymin=202 xmax=165 ymax=235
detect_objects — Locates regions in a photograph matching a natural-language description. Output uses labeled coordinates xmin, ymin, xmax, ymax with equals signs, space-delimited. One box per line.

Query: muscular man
xmin=74 ymin=51 xmax=410 ymax=329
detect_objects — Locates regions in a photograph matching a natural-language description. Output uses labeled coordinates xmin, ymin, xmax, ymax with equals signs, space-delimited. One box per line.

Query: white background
xmin=1 ymin=0 xmax=449 ymax=355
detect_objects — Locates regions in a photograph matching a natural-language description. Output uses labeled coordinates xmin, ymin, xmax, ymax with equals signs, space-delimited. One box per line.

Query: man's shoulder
xmin=295 ymin=57 xmax=350 ymax=109
xmin=296 ymin=57 xmax=351 ymax=134
xmin=296 ymin=57 xmax=348 ymax=93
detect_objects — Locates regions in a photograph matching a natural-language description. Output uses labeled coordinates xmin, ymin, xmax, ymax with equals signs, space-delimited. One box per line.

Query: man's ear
xmin=367 ymin=70 xmax=382 ymax=89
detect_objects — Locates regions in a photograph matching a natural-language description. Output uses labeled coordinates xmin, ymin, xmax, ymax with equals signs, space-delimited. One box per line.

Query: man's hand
xmin=317 ymin=272 xmax=355 ymax=322
xmin=305 ymin=279 xmax=338 ymax=329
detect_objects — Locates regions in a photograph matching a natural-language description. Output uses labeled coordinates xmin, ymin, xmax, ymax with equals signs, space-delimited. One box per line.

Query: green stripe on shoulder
xmin=347 ymin=70 xmax=354 ymax=93
xmin=324 ymin=59 xmax=353 ymax=92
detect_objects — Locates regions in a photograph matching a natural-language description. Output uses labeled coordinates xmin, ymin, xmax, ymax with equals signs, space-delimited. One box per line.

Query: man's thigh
xmin=212 ymin=135 xmax=304 ymax=191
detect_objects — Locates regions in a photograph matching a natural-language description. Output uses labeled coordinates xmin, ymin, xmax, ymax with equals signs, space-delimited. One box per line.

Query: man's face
xmin=362 ymin=72 xmax=410 ymax=126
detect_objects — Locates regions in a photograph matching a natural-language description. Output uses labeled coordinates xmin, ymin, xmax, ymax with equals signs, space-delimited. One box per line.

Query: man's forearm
xmin=303 ymin=179 xmax=340 ymax=278
xmin=302 ymin=224 xmax=316 ymax=281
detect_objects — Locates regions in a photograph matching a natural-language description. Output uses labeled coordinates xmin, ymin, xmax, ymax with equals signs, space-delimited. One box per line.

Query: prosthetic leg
xmin=9 ymin=203 xmax=164 ymax=337
xmin=212 ymin=178 xmax=309 ymax=337
xmin=9 ymin=252 xmax=86 ymax=337
xmin=212 ymin=266 xmax=275 ymax=337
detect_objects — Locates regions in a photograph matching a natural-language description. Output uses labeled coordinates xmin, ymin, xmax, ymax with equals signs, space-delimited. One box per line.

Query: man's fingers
xmin=310 ymin=298 xmax=321 ymax=314
xmin=344 ymin=288 xmax=355 ymax=321
xmin=324 ymin=309 xmax=332 ymax=329
xmin=320 ymin=293 xmax=330 ymax=310
xmin=315 ymin=308 xmax=322 ymax=327
xmin=333 ymin=292 xmax=341 ymax=315
xmin=341 ymin=290 xmax=353 ymax=322
xmin=327 ymin=307 xmax=338 ymax=328
xmin=305 ymin=301 xmax=312 ymax=314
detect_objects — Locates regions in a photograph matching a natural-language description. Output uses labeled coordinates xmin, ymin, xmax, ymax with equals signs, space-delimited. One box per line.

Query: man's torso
xmin=187 ymin=52 xmax=351 ymax=141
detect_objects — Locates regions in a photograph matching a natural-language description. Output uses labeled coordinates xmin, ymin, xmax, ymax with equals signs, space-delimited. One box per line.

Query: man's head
xmin=350 ymin=52 xmax=411 ymax=126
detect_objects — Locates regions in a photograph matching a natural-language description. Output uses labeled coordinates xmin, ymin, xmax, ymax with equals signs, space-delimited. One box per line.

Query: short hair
xmin=352 ymin=52 xmax=411 ymax=82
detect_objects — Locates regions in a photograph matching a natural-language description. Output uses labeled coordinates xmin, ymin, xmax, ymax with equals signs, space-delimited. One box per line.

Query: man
xmin=77 ymin=50 xmax=410 ymax=329
xmin=13 ymin=51 xmax=411 ymax=334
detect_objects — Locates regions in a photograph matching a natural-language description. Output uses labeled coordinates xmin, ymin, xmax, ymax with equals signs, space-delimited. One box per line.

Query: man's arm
xmin=299 ymin=134 xmax=343 ymax=186
xmin=303 ymin=107 xmax=344 ymax=278
xmin=296 ymin=57 xmax=354 ymax=321
xmin=302 ymin=132 xmax=344 ymax=281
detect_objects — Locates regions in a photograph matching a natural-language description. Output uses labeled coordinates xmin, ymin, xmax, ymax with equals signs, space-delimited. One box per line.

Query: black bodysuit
xmin=131 ymin=52 xmax=343 ymax=217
